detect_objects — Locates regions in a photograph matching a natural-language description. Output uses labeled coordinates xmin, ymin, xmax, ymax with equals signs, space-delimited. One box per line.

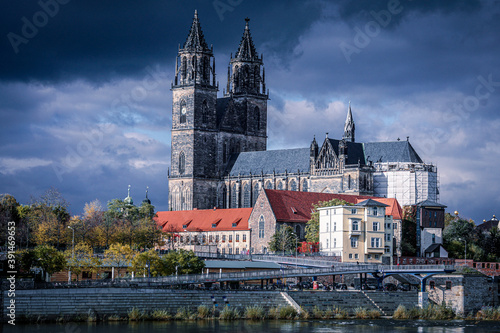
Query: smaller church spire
xmin=343 ymin=101 xmax=355 ymax=142
xmin=234 ymin=18 xmax=259 ymax=61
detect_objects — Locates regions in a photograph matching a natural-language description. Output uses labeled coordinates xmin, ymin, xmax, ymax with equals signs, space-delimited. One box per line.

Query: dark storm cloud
xmin=1 ymin=0 xmax=323 ymax=83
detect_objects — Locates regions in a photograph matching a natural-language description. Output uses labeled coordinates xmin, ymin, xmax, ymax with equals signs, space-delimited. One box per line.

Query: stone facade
xmin=427 ymin=274 xmax=498 ymax=315
xmin=248 ymin=189 xmax=277 ymax=254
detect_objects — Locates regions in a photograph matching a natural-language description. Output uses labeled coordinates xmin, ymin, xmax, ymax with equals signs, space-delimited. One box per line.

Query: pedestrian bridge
xmin=120 ymin=262 xmax=455 ymax=287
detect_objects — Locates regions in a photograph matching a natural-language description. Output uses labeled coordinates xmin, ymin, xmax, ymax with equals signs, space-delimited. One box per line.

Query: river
xmin=6 ymin=320 xmax=500 ymax=333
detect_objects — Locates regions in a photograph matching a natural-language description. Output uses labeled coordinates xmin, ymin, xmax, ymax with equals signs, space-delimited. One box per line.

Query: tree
xmin=104 ymin=243 xmax=135 ymax=279
xmin=64 ymin=243 xmax=101 ymax=281
xmin=443 ymin=217 xmax=475 ymax=259
xmin=34 ymin=245 xmax=67 ymax=281
xmin=0 ymin=194 xmax=20 ymax=248
xmin=163 ymin=249 xmax=205 ymax=275
xmin=400 ymin=219 xmax=417 ymax=257
xmin=131 ymin=249 xmax=166 ymax=277
xmin=305 ymin=199 xmax=349 ymax=243
xmin=269 ymin=225 xmax=297 ymax=254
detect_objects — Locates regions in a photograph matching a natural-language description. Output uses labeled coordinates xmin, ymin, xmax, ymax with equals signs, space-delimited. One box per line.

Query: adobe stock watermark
xmin=52 ymin=65 xmax=168 ymax=182
xmin=339 ymin=0 xmax=412 ymax=64
xmin=213 ymin=0 xmax=244 ymax=21
xmin=7 ymin=0 xmax=72 ymax=54
xmin=418 ymin=73 xmax=500 ymax=157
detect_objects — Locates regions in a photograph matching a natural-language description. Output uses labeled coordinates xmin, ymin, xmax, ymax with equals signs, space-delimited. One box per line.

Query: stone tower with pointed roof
xmin=343 ymin=102 xmax=355 ymax=142
xmin=169 ymin=13 xmax=268 ymax=211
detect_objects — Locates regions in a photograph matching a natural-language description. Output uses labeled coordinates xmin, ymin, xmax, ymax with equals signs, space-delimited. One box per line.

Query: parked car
xmin=384 ymin=283 xmax=397 ymax=291
xmin=335 ymin=283 xmax=348 ymax=290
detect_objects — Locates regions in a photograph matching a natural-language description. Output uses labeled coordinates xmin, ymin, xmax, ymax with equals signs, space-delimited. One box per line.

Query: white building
xmin=319 ymin=199 xmax=394 ymax=264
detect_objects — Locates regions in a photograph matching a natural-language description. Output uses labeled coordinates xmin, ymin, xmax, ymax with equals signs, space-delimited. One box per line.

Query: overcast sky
xmin=1 ymin=0 xmax=499 ymax=223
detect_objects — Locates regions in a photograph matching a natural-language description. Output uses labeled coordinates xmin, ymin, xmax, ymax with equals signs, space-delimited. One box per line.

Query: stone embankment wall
xmin=3 ymin=288 xmax=420 ymax=320
xmin=290 ymin=290 xmax=418 ymax=316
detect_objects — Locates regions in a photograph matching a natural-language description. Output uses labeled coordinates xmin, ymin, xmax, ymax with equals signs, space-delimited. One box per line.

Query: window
xmin=371 ymin=237 xmax=381 ymax=248
xmin=373 ymin=207 xmax=378 ymax=216
xmin=352 ymin=220 xmax=359 ymax=231
xmin=430 ymin=281 xmax=435 ymax=289
xmin=277 ymin=181 xmax=283 ymax=190
xmin=222 ymin=235 xmax=226 ymax=242
xmin=333 ymin=222 xmax=337 ymax=231
xmin=373 ymin=222 xmax=379 ymax=231
xmin=326 ymin=223 xmax=329 ymax=232
xmin=351 ymin=237 xmax=358 ymax=248
xmin=367 ymin=254 xmax=372 ymax=259
xmin=432 ymin=234 xmax=436 ymax=244
xmin=202 ymin=100 xmax=208 ymax=123
xmin=445 ymin=281 xmax=452 ymax=290
xmin=209 ymin=235 xmax=213 ymax=243
xmin=212 ymin=223 xmax=217 ymax=228
xmin=349 ymin=253 xmax=353 ymax=259
xmin=180 ymin=100 xmax=187 ymax=123
xmin=236 ymin=234 xmax=239 ymax=242
xmin=354 ymin=253 xmax=359 ymax=259
xmin=258 ymin=216 xmax=265 ymax=238
xmin=255 ymin=106 xmax=260 ymax=131
xmin=216 ymin=235 xmax=219 ymax=242
xmin=178 ymin=152 xmax=185 ymax=175
xmin=229 ymin=248 xmax=233 ymax=254
xmin=351 ymin=209 xmax=357 ymax=214
xmin=290 ymin=179 xmax=297 ymax=191
xmin=222 ymin=248 xmax=225 ymax=254
xmin=302 ymin=180 xmax=308 ymax=192
xmin=386 ymin=223 xmax=391 ymax=229
xmin=375 ymin=254 xmax=380 ymax=260
xmin=82 ymin=271 xmax=92 ymax=279
xmin=243 ymin=183 xmax=251 ymax=208
xmin=229 ymin=235 xmax=233 ymax=242
xmin=385 ymin=247 xmax=391 ymax=253
xmin=326 ymin=239 xmax=329 ymax=249
xmin=243 ymin=234 xmax=247 ymax=242
xmin=333 ymin=238 xmax=337 ymax=248
xmin=393 ymin=223 xmax=397 ymax=230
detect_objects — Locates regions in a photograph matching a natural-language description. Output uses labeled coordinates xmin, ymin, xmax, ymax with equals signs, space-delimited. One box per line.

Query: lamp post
xmin=67 ymin=225 xmax=75 ymax=283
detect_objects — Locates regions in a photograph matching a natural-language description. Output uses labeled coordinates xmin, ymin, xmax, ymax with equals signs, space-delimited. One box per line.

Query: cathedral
xmin=168 ymin=11 xmax=439 ymax=211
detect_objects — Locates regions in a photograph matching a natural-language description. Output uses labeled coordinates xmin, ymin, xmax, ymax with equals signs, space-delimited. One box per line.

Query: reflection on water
xmin=6 ymin=320 xmax=499 ymax=333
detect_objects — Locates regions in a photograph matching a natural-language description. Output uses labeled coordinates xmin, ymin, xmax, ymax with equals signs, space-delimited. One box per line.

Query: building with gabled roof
xmin=155 ymin=207 xmax=252 ymax=255
xmin=248 ymin=189 xmax=402 ymax=254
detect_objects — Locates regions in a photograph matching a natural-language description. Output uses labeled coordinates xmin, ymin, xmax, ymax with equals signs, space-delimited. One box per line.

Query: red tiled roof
xmin=356 ymin=197 xmax=402 ymax=220
xmin=155 ymin=208 xmax=252 ymax=232
xmin=264 ymin=189 xmax=402 ymax=223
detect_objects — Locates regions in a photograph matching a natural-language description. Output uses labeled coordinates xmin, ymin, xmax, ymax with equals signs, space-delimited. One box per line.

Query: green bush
xmin=312 ymin=306 xmax=324 ymax=319
xmin=278 ymin=306 xmax=298 ymax=319
xmin=219 ymin=306 xmax=239 ymax=320
xmin=244 ymin=305 xmax=265 ymax=320
xmin=197 ymin=305 xmax=211 ymax=319
xmin=151 ymin=309 xmax=172 ymax=321
xmin=354 ymin=307 xmax=369 ymax=319
xmin=175 ymin=307 xmax=193 ymax=320
xmin=128 ymin=307 xmax=145 ymax=321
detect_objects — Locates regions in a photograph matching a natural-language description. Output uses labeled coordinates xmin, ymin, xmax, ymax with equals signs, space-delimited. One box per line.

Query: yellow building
xmin=319 ymin=199 xmax=393 ymax=264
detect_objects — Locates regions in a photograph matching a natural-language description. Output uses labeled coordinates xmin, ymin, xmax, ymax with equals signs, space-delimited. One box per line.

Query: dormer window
xmin=232 ymin=223 xmax=237 ymax=227
xmin=212 ymin=223 xmax=217 ymax=228
xmin=182 ymin=224 xmax=187 ymax=229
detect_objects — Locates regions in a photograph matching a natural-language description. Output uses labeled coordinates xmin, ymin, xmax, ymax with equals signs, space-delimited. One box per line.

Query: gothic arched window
xmin=348 ymin=175 xmax=351 ymax=189
xmin=290 ymin=179 xmax=297 ymax=191
xmin=182 ymin=186 xmax=191 ymax=210
xmin=265 ymin=181 xmax=273 ymax=190
xmin=243 ymin=183 xmax=251 ymax=208
xmin=181 ymin=57 xmax=187 ymax=82
xmin=223 ymin=141 xmax=227 ymax=163
xmin=178 ymin=152 xmax=185 ymax=175
xmin=252 ymin=183 xmax=260 ymax=206
xmin=202 ymin=100 xmax=208 ymax=124
xmin=221 ymin=185 xmax=227 ymax=209
xmin=302 ymin=180 xmax=308 ymax=192
xmin=180 ymin=100 xmax=187 ymax=124
xmin=258 ymin=215 xmax=265 ymax=238
xmin=295 ymin=225 xmax=301 ymax=239
xmin=231 ymin=183 xmax=238 ymax=208
xmin=277 ymin=181 xmax=283 ymax=190
xmin=255 ymin=106 xmax=260 ymax=131
xmin=203 ymin=56 xmax=209 ymax=81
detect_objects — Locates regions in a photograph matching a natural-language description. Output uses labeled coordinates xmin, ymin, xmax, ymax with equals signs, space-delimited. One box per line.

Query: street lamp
xmin=67 ymin=225 xmax=75 ymax=283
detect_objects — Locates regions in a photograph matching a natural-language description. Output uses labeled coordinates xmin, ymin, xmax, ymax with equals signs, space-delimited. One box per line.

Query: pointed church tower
xmin=343 ymin=102 xmax=355 ymax=142
xmin=169 ymin=10 xmax=219 ymax=211
xmin=226 ymin=18 xmax=268 ymax=142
